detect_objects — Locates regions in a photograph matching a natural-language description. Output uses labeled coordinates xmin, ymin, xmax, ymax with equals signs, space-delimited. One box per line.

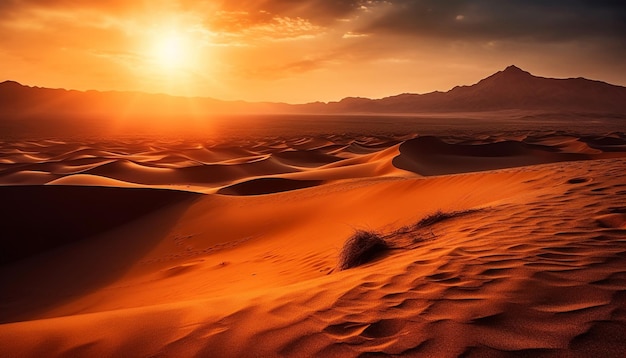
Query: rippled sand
xmin=1 ymin=126 xmax=626 ymax=357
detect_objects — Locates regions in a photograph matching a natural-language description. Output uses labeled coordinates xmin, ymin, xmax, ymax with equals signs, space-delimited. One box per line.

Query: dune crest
xmin=2 ymin=132 xmax=625 ymax=194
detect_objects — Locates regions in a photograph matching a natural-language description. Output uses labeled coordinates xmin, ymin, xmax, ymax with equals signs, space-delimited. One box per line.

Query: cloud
xmin=205 ymin=11 xmax=323 ymax=43
xmin=1 ymin=0 xmax=625 ymax=102
xmin=214 ymin=0 xmax=368 ymax=24
xmin=358 ymin=0 xmax=626 ymax=43
xmin=342 ymin=31 xmax=369 ymax=39
xmin=0 ymin=0 xmax=147 ymax=20
xmin=3 ymin=0 xmax=624 ymax=44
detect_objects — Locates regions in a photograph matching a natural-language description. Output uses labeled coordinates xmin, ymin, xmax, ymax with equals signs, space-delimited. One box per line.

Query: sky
xmin=1 ymin=0 xmax=625 ymax=104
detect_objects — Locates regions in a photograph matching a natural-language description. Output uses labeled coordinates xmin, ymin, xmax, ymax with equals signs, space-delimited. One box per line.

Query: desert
xmin=2 ymin=108 xmax=626 ymax=356
xmin=2 ymin=1 xmax=626 ymax=356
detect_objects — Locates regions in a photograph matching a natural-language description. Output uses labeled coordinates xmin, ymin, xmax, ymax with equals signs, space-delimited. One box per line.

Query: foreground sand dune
xmin=1 ymin=130 xmax=626 ymax=356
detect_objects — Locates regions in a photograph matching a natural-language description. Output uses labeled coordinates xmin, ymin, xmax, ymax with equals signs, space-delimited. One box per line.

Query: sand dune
xmin=0 ymin=185 xmax=199 ymax=265
xmin=218 ymin=177 xmax=324 ymax=195
xmin=46 ymin=173 xmax=143 ymax=187
xmin=1 ymin=128 xmax=626 ymax=356
xmin=3 ymin=132 xmax=625 ymax=194
xmin=392 ymin=135 xmax=600 ymax=176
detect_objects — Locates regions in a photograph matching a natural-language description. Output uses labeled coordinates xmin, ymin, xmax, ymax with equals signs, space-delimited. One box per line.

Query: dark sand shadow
xmin=0 ymin=185 xmax=200 ymax=323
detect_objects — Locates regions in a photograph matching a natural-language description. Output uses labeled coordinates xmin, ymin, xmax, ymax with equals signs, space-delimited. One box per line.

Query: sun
xmin=136 ymin=22 xmax=215 ymax=95
xmin=150 ymin=31 xmax=191 ymax=70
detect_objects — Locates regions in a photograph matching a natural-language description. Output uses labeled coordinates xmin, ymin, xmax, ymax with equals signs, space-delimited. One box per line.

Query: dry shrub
xmin=415 ymin=210 xmax=451 ymax=228
xmin=336 ymin=209 xmax=481 ymax=271
xmin=416 ymin=209 xmax=478 ymax=228
xmin=338 ymin=230 xmax=389 ymax=271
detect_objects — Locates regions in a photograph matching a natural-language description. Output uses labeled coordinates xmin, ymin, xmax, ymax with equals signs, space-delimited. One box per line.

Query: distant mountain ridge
xmin=1 ymin=65 xmax=625 ymax=119
xmin=0 ymin=80 xmax=292 ymax=118
xmin=312 ymin=65 xmax=626 ymax=113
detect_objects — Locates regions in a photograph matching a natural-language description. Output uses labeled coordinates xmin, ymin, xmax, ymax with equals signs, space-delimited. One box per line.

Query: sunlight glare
xmin=151 ymin=31 xmax=189 ymax=69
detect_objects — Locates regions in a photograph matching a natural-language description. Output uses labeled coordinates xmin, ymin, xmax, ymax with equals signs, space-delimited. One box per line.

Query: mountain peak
xmin=0 ymin=80 xmax=24 ymax=87
xmin=501 ymin=65 xmax=532 ymax=77
xmin=476 ymin=65 xmax=534 ymax=87
xmin=504 ymin=64 xmax=523 ymax=71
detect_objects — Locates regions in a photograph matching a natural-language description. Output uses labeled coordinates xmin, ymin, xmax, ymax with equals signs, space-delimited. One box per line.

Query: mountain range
xmin=316 ymin=66 xmax=626 ymax=113
xmin=1 ymin=65 xmax=625 ymax=124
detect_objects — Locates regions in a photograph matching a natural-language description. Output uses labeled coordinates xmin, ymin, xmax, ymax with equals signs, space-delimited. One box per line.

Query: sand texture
xmin=1 ymin=129 xmax=626 ymax=357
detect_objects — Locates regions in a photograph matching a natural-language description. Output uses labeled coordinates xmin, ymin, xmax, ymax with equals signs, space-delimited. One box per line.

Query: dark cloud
xmin=359 ymin=0 xmax=626 ymax=43
xmin=3 ymin=0 xmax=625 ymax=41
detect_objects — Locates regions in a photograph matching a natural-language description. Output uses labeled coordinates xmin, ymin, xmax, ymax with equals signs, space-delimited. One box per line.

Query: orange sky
xmin=1 ymin=1 xmax=625 ymax=104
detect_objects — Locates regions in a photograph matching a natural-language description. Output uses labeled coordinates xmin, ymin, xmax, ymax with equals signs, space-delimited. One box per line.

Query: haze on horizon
xmin=1 ymin=0 xmax=625 ymax=104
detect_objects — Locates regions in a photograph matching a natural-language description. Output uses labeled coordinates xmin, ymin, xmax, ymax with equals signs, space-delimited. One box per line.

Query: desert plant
xmin=337 ymin=230 xmax=389 ymax=271
xmin=415 ymin=210 xmax=452 ymax=228
xmin=335 ymin=209 xmax=482 ymax=271
xmin=415 ymin=209 xmax=479 ymax=228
